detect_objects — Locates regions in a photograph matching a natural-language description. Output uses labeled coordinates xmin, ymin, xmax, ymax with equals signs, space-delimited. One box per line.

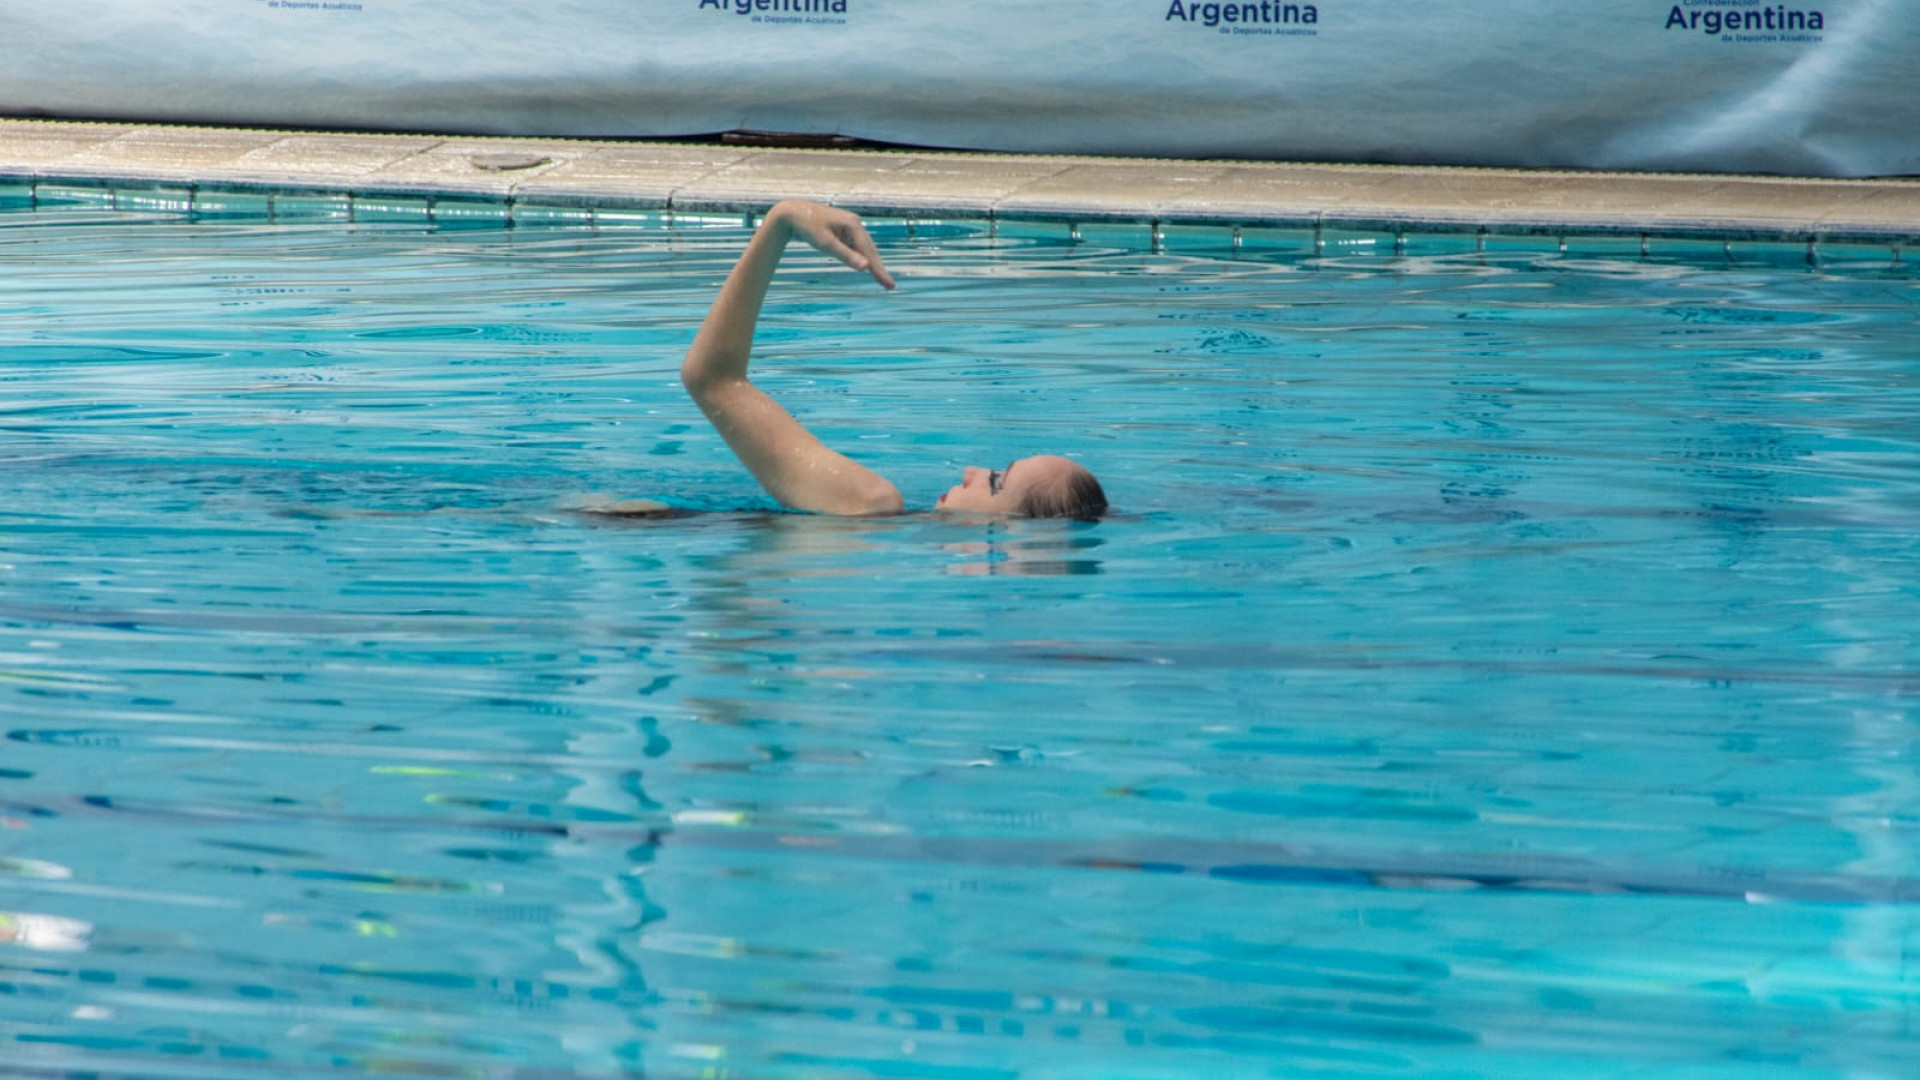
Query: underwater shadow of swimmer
xmin=558 ymin=495 xmax=702 ymax=522
xmin=944 ymin=527 xmax=1106 ymax=577
xmin=274 ymin=497 xmax=1111 ymax=577
xmin=571 ymin=499 xmax=1108 ymax=575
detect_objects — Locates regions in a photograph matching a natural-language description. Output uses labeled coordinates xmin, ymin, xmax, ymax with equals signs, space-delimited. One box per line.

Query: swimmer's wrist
xmin=764 ymin=200 xmax=806 ymax=236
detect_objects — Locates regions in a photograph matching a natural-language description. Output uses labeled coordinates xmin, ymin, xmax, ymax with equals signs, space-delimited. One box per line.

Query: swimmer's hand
xmin=770 ymin=200 xmax=896 ymax=291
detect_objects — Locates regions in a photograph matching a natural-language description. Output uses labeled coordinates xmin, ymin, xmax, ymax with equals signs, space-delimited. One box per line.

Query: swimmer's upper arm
xmin=683 ymin=373 xmax=902 ymax=516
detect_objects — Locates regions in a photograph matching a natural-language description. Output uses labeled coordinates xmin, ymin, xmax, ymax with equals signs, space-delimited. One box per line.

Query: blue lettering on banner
xmin=1165 ymin=2 xmax=1319 ymax=33
xmin=1664 ymin=4 xmax=1824 ymax=41
xmin=699 ymin=0 xmax=850 ymax=22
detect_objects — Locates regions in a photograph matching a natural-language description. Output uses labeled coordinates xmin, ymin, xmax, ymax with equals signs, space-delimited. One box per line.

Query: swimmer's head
xmin=934 ymin=455 xmax=1107 ymax=520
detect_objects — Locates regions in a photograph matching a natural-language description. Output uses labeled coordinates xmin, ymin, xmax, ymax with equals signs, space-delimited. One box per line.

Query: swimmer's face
xmin=934 ymin=455 xmax=1079 ymax=516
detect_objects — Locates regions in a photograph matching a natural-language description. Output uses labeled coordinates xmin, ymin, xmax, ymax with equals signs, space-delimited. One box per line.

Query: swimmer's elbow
xmin=857 ymin=482 xmax=905 ymax=517
xmin=819 ymin=475 xmax=902 ymax=517
xmin=680 ymin=356 xmax=717 ymax=397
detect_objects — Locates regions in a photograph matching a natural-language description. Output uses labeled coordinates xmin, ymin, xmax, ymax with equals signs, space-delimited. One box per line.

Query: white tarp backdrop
xmin=2 ymin=0 xmax=1913 ymax=177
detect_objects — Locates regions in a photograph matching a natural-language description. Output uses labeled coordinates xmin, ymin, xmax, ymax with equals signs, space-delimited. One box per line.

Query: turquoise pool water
xmin=1 ymin=193 xmax=1917 ymax=1079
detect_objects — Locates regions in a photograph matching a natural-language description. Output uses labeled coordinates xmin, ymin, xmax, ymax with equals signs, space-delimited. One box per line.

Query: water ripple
xmin=1 ymin=209 xmax=1917 ymax=1080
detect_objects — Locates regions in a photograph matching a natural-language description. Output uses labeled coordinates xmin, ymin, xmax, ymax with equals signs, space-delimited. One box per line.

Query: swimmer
xmin=681 ymin=199 xmax=1107 ymax=519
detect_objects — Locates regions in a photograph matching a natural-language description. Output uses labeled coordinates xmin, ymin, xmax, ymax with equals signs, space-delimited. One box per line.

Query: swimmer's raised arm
xmin=681 ymin=199 xmax=903 ymax=516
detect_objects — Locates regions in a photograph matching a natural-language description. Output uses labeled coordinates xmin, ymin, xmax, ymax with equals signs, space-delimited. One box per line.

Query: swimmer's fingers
xmin=842 ymin=224 xmax=895 ymax=290
xmin=810 ymin=220 xmax=893 ymax=290
xmin=778 ymin=200 xmax=895 ymax=290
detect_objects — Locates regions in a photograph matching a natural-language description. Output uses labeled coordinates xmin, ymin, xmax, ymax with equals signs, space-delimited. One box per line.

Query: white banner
xmin=1 ymin=0 xmax=1912 ymax=178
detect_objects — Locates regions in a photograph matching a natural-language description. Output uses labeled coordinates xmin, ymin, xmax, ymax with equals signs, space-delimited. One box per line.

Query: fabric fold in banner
xmin=0 ymin=0 xmax=1912 ymax=177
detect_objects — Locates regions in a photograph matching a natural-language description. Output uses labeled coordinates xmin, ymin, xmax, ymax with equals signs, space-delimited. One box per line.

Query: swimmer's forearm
xmin=681 ymin=209 xmax=794 ymax=391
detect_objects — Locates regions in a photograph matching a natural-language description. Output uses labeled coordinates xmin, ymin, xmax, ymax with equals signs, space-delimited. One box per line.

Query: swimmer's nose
xmin=962 ymin=466 xmax=988 ymax=487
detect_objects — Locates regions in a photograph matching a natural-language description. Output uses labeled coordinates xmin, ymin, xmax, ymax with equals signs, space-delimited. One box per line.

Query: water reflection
xmin=624 ymin=510 xmax=1123 ymax=1075
xmin=943 ymin=525 xmax=1106 ymax=577
xmin=0 ymin=909 xmax=91 ymax=951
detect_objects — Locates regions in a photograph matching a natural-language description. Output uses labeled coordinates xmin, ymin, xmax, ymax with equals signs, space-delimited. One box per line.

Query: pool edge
xmin=0 ymin=118 xmax=1915 ymax=247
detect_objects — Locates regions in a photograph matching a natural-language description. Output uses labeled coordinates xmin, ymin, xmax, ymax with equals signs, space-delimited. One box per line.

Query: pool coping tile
xmin=0 ymin=122 xmax=140 ymax=169
xmin=991 ymin=161 xmax=1238 ymax=222
xmin=0 ymin=119 xmax=1914 ymax=245
xmin=664 ymin=149 xmax=923 ymax=212
xmin=513 ymin=144 xmax=754 ymax=209
xmin=46 ymin=126 xmax=286 ymax=180
xmin=227 ymin=134 xmax=446 ymax=180
xmin=829 ymin=157 xmax=1079 ymax=217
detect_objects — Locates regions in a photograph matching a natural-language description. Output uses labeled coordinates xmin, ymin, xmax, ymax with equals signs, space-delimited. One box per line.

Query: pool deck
xmin=2 ymin=118 xmax=1916 ymax=247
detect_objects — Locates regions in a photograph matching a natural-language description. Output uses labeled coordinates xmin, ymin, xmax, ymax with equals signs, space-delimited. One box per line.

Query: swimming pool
xmin=2 ymin=188 xmax=1917 ymax=1079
